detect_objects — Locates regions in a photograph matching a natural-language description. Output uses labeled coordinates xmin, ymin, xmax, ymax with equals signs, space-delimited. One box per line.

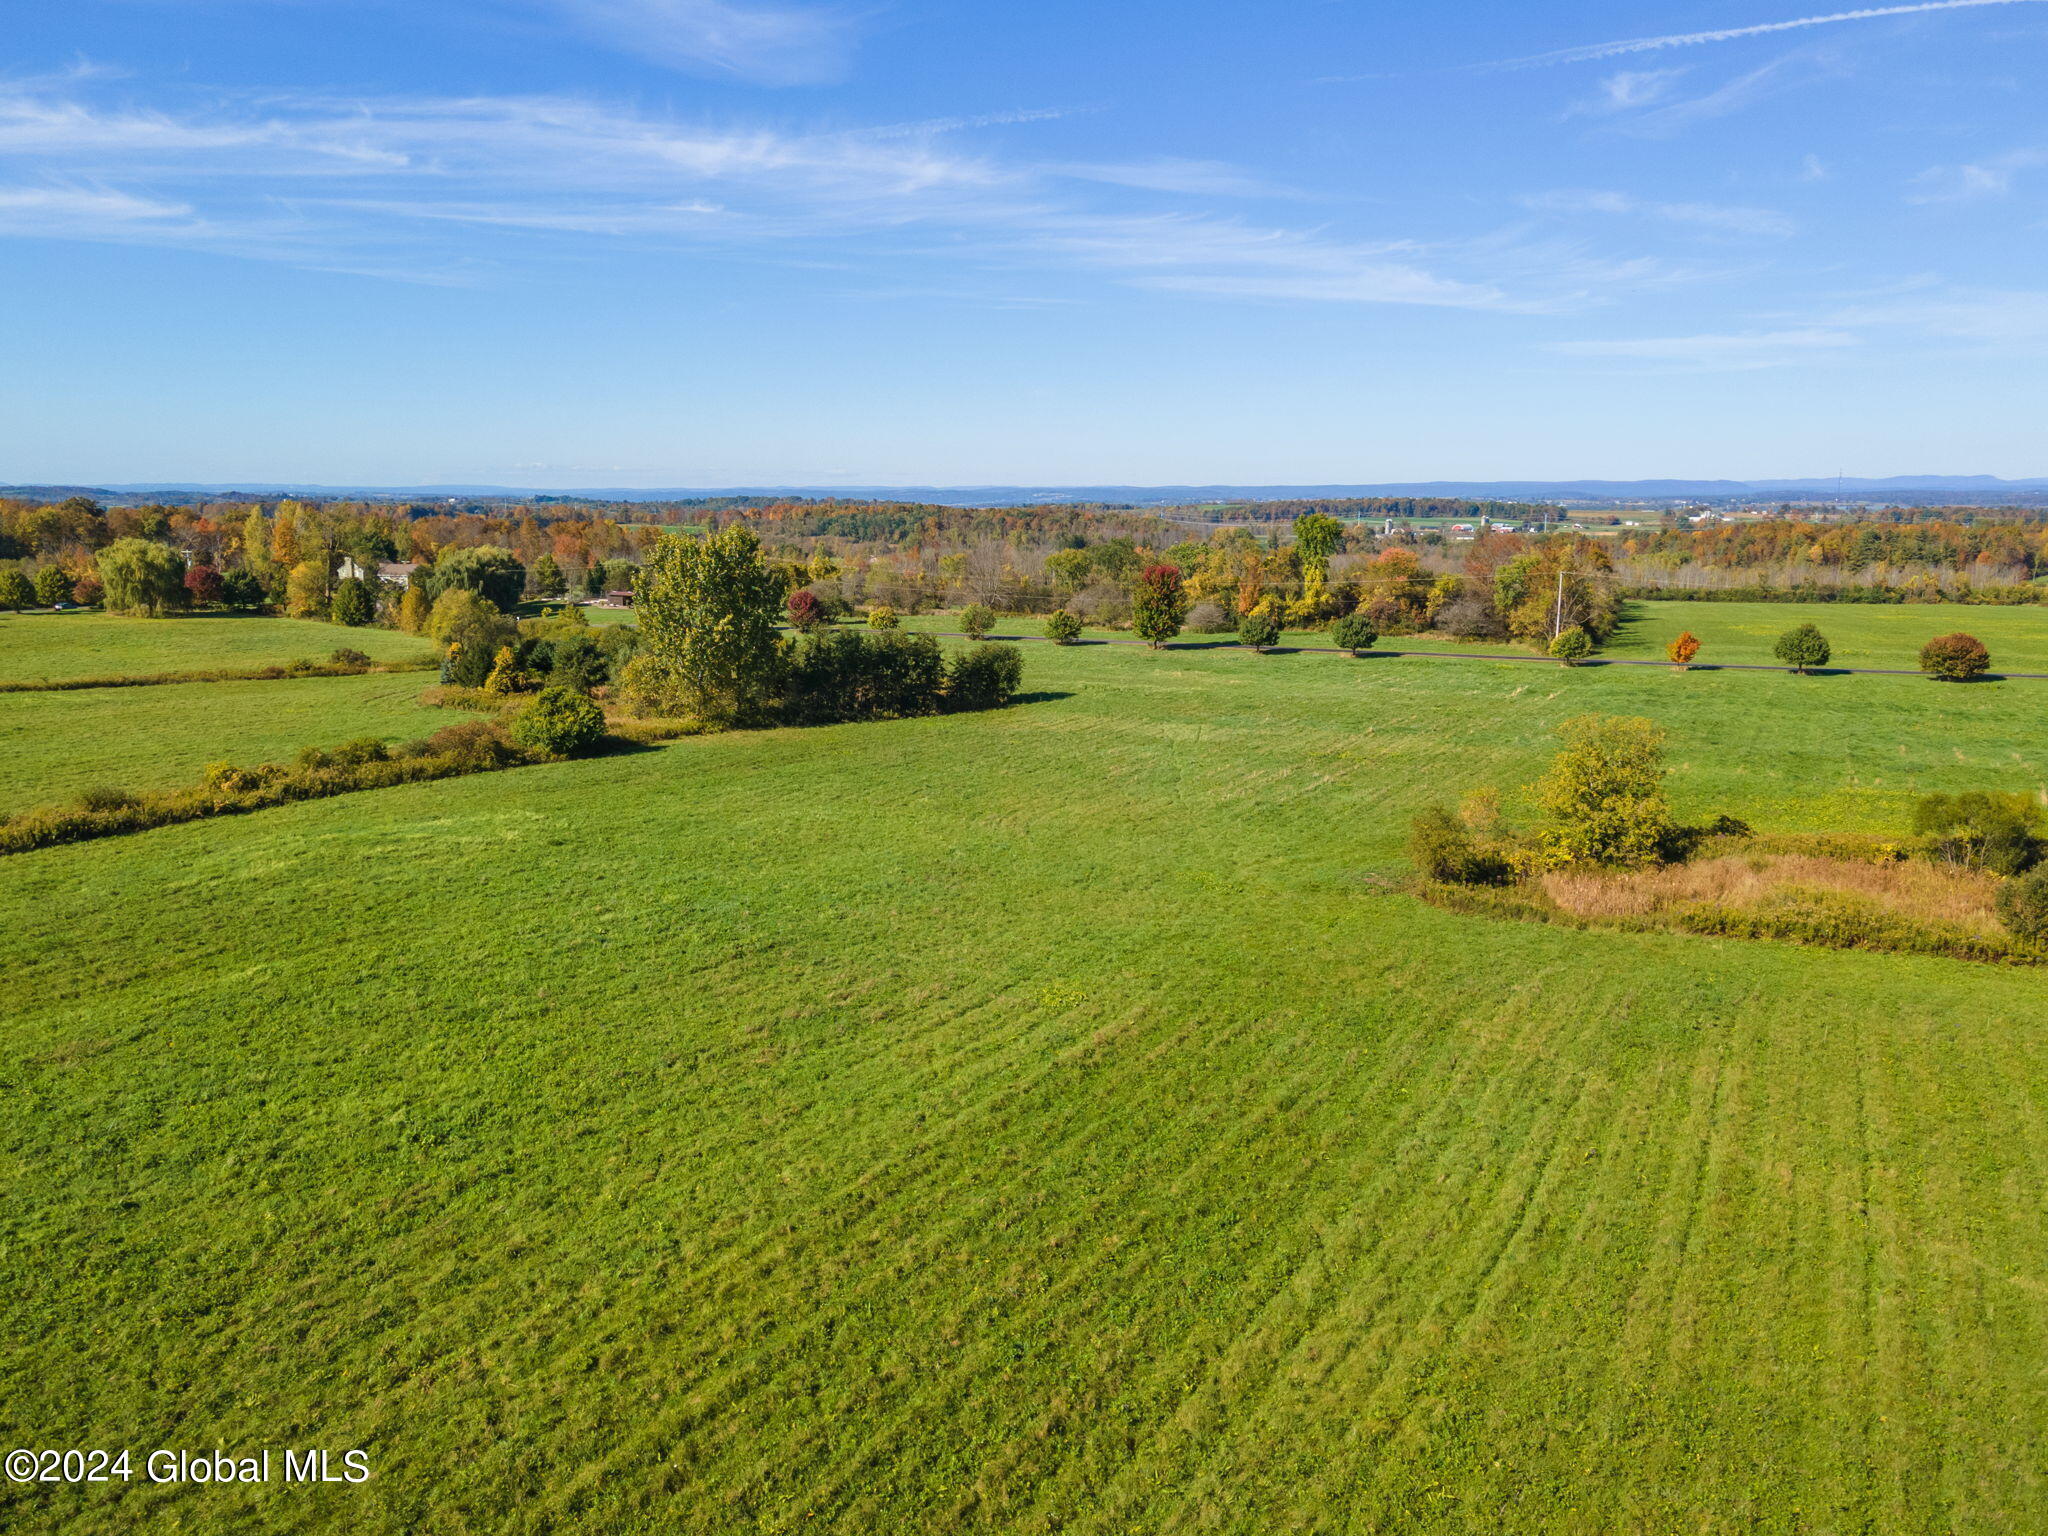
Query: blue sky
xmin=3 ymin=0 xmax=2045 ymax=486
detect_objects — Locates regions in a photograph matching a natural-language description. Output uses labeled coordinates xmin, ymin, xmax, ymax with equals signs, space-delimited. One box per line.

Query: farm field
xmin=0 ymin=612 xmax=432 ymax=684
xmin=1605 ymin=599 xmax=2048 ymax=673
xmin=0 ymin=671 xmax=459 ymax=815
xmin=5 ymin=621 xmax=2048 ymax=1532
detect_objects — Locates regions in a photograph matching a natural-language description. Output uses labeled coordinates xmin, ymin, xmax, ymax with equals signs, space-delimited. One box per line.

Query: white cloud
xmin=1823 ymin=287 xmax=2048 ymax=339
xmin=534 ymin=0 xmax=860 ymax=85
xmin=1908 ymin=148 xmax=2048 ymax=201
xmin=1491 ymin=0 xmax=2048 ymax=69
xmin=1522 ymin=189 xmax=1796 ymax=238
xmin=1055 ymin=159 xmax=1293 ymax=198
xmin=1555 ymin=328 xmax=1859 ymax=366
xmin=0 ymin=184 xmax=191 ymax=221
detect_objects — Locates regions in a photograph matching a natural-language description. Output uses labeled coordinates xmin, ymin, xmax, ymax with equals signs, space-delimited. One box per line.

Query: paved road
xmin=921 ymin=630 xmax=2048 ymax=681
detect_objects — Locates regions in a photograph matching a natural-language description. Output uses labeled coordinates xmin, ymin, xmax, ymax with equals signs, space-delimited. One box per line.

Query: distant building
xmin=605 ymin=589 xmax=634 ymax=607
xmin=336 ymin=558 xmax=419 ymax=587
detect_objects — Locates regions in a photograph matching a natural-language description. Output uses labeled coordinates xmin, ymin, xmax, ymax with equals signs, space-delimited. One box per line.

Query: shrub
xmin=1668 ymin=631 xmax=1701 ymax=669
xmin=787 ymin=589 xmax=825 ymax=632
xmin=958 ymin=603 xmax=995 ymax=641
xmin=1774 ymin=622 xmax=1831 ymax=673
xmin=509 ymin=685 xmax=607 ymax=758
xmin=423 ymin=719 xmax=524 ymax=769
xmin=1914 ymin=791 xmax=2043 ymax=875
xmin=613 ymin=654 xmax=688 ymax=717
xmin=1998 ymin=868 xmax=2048 ymax=943
xmin=1920 ymin=632 xmax=1990 ymax=682
xmin=945 ymin=643 xmax=1023 ymax=712
xmin=1549 ymin=626 xmax=1594 ymax=665
xmin=330 ymin=576 xmax=374 ymax=627
xmin=330 ymin=737 xmax=392 ymax=766
xmin=540 ymin=630 xmax=609 ymax=692
xmin=1237 ymin=611 xmax=1280 ymax=652
xmin=1534 ymin=714 xmax=1672 ymax=868
xmin=1185 ymin=600 xmax=1232 ymax=633
xmin=1044 ymin=609 xmax=1083 ymax=644
xmin=329 ymin=646 xmax=372 ymax=668
xmin=0 ymin=567 xmax=33 ymax=610
xmin=1409 ymin=806 xmax=1510 ymax=886
xmin=33 ymin=565 xmax=74 ymax=607
xmin=867 ymin=604 xmax=900 ymax=630
xmin=74 ymin=786 xmax=139 ymax=812
xmin=779 ymin=629 xmax=944 ymax=724
xmin=1330 ymin=614 xmax=1378 ymax=655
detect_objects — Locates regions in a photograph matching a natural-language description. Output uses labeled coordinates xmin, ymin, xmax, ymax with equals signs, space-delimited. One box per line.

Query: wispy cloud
xmin=1821 ymin=285 xmax=2048 ymax=339
xmin=1908 ymin=147 xmax=2048 ymax=200
xmin=1489 ymin=0 xmax=2048 ymax=70
xmin=0 ymin=75 xmax=1656 ymax=311
xmin=532 ymin=0 xmax=861 ymax=85
xmin=1566 ymin=67 xmax=1689 ymax=115
xmin=1522 ymin=189 xmax=1797 ymax=238
xmin=1555 ymin=328 xmax=1859 ymax=367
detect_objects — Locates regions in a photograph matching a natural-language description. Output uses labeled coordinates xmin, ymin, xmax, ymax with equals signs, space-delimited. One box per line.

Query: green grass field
xmin=0 ymin=612 xmax=433 ymax=683
xmin=1606 ymin=599 xmax=2048 ymax=673
xmin=0 ymin=672 xmax=461 ymax=815
xmin=5 ymin=609 xmax=2048 ymax=1532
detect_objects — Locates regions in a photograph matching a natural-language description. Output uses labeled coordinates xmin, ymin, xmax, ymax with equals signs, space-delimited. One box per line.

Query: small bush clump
xmin=1237 ymin=612 xmax=1280 ymax=652
xmin=508 ymin=686 xmax=607 ymax=758
xmin=1044 ymin=610 xmax=1083 ymax=645
xmin=1998 ymin=868 xmax=2048 ymax=943
xmin=958 ymin=603 xmax=995 ymax=641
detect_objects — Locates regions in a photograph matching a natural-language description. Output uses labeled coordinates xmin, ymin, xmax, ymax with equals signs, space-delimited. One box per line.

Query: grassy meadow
xmin=0 ymin=672 xmax=460 ymax=815
xmin=0 ymin=612 xmax=433 ymax=683
xmin=1606 ymin=599 xmax=2048 ymax=672
xmin=4 ymin=606 xmax=2048 ymax=1532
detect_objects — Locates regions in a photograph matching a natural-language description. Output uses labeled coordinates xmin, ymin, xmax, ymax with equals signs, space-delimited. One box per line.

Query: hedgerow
xmin=0 ymin=654 xmax=437 ymax=694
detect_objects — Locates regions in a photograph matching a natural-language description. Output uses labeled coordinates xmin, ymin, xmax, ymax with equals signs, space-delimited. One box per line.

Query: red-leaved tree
xmin=184 ymin=564 xmax=225 ymax=606
xmin=786 ymin=589 xmax=825 ymax=632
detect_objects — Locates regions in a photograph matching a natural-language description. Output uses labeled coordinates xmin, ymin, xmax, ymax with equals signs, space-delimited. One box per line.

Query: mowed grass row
xmin=4 ymin=632 xmax=2048 ymax=1532
xmin=0 ymin=672 xmax=462 ymax=815
xmin=0 ymin=612 xmax=432 ymax=684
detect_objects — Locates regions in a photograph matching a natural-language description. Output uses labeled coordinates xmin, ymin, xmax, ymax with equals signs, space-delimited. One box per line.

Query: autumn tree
xmin=1130 ymin=564 xmax=1188 ymax=648
xmin=1292 ymin=512 xmax=1345 ymax=599
xmin=184 ymin=564 xmax=225 ymax=606
xmin=1920 ymin=632 xmax=1990 ymax=682
xmin=637 ymin=526 xmax=787 ymax=726
xmin=1668 ymin=631 xmax=1701 ymax=670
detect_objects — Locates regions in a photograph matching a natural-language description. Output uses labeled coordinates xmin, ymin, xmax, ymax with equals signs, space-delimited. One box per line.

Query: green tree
xmin=637 ymin=526 xmax=787 ymax=726
xmin=32 ymin=565 xmax=73 ymax=607
xmin=1237 ymin=611 xmax=1280 ymax=652
xmin=429 ymin=546 xmax=528 ymax=611
xmin=96 ymin=538 xmax=188 ymax=616
xmin=429 ymin=590 xmax=514 ymax=688
xmin=1998 ymin=867 xmax=2048 ymax=944
xmin=1045 ymin=548 xmax=1093 ymax=593
xmin=944 ymin=643 xmax=1024 ymax=711
xmin=1774 ymin=622 xmax=1831 ymax=674
xmin=330 ymin=576 xmax=374 ymax=627
xmin=0 ymin=566 xmax=34 ymax=611
xmin=509 ymin=685 xmax=607 ymax=757
xmin=1330 ymin=614 xmax=1377 ymax=656
xmin=958 ymin=603 xmax=995 ymax=640
xmin=1044 ymin=609 xmax=1083 ymax=645
xmin=528 ymin=553 xmax=568 ymax=599
xmin=867 ymin=604 xmax=900 ymax=630
xmin=1534 ymin=714 xmax=1672 ymax=868
xmin=1131 ymin=564 xmax=1188 ymax=648
xmin=220 ymin=568 xmax=267 ymax=610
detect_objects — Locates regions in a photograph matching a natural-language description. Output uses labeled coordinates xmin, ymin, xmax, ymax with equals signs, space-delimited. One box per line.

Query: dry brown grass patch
xmin=1542 ymin=854 xmax=2004 ymax=936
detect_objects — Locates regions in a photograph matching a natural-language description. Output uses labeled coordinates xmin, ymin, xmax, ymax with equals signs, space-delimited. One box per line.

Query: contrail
xmin=1491 ymin=0 xmax=2047 ymax=68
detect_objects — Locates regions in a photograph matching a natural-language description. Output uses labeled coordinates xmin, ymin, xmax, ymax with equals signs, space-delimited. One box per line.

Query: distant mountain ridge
xmin=9 ymin=476 xmax=2048 ymax=507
